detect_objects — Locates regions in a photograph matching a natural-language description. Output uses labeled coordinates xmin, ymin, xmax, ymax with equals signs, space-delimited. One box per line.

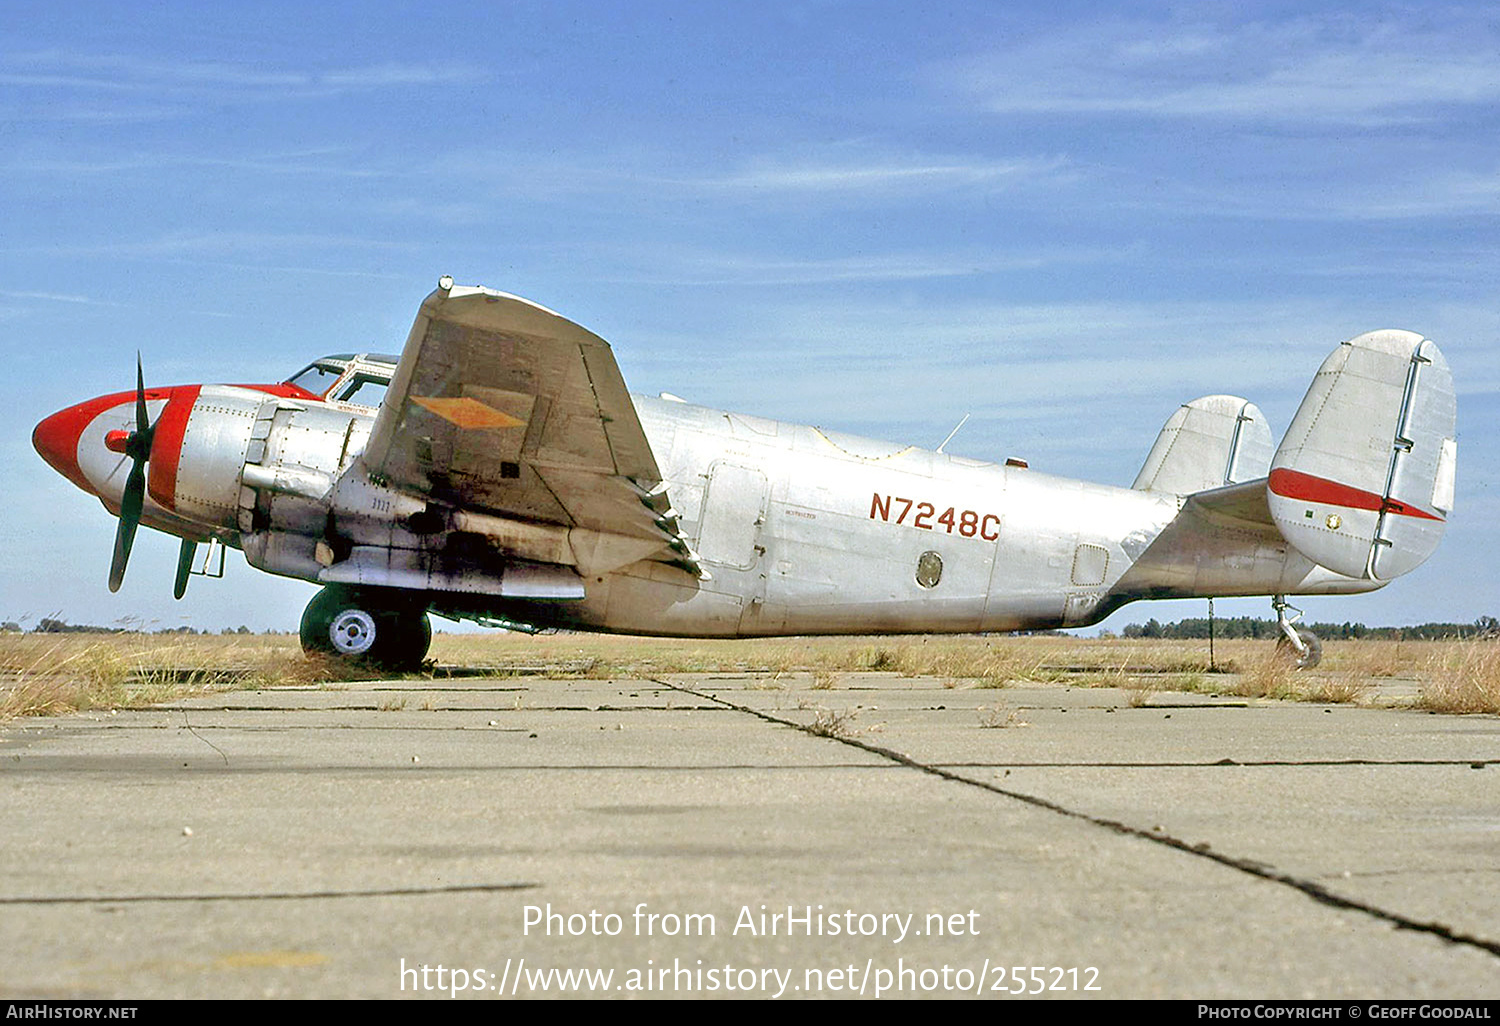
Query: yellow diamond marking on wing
xmin=412 ymin=396 xmax=525 ymax=430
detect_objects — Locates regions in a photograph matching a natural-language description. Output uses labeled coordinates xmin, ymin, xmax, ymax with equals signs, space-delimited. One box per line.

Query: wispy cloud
xmin=6 ymin=230 xmax=409 ymax=260
xmin=0 ymin=289 xmax=116 ymax=306
xmin=625 ymin=292 xmax=1497 ymax=438
xmin=591 ymin=245 xmax=1120 ymax=286
xmin=320 ymin=64 xmax=481 ymax=88
xmin=0 ymin=50 xmax=488 ymax=111
xmin=1337 ymin=167 xmax=1500 ymax=218
xmin=631 ymin=296 xmax=1344 ymax=382
xmin=699 ymin=155 xmax=1068 ymax=193
xmin=430 ymin=145 xmax=1070 ymax=206
xmin=947 ymin=14 xmax=1500 ymax=126
xmin=0 ymin=147 xmax=398 ymax=179
xmin=1097 ymin=160 xmax=1500 ymax=222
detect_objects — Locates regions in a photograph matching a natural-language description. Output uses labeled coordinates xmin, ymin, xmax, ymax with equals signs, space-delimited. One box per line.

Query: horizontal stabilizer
xmin=1268 ymin=331 xmax=1455 ymax=582
xmin=1133 ymin=395 xmax=1272 ymax=495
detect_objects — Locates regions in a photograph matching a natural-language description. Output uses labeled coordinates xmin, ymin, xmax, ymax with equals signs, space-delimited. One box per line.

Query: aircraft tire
xmin=373 ymin=607 xmax=433 ymax=672
xmin=299 ymin=586 xmax=346 ymax=656
xmin=1275 ymin=627 xmax=1323 ymax=670
xmin=299 ymin=587 xmax=431 ymax=671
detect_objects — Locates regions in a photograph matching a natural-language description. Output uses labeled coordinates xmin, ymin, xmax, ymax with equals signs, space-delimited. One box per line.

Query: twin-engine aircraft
xmin=33 ymin=277 xmax=1457 ymax=669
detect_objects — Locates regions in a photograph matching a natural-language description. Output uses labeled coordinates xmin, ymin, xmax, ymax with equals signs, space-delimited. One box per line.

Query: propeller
xmin=108 ymin=356 xmax=157 ymax=593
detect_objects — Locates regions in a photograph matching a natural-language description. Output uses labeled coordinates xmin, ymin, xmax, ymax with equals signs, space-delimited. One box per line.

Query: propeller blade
xmin=134 ymin=353 xmax=150 ymax=436
xmin=109 ymin=457 xmax=147 ymax=592
xmin=174 ymin=539 xmax=198 ymax=600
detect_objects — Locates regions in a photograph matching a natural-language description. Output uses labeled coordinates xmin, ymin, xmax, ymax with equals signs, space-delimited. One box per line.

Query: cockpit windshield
xmin=283 ymin=353 xmax=397 ymax=407
xmin=285 ymin=360 xmax=348 ymax=397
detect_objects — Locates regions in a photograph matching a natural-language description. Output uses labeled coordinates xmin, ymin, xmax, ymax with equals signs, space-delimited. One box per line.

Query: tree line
xmin=8 ymin=618 xmax=268 ymax=635
xmin=1119 ymin=615 xmax=1498 ymax=641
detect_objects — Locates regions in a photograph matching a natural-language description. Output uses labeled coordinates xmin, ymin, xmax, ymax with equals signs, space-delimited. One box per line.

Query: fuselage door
xmin=696 ymin=462 xmax=768 ymax=570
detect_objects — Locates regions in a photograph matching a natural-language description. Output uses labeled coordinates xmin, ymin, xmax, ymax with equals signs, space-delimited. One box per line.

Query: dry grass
xmin=1418 ymin=641 xmax=1500 ymax=714
xmin=1226 ymin=650 xmax=1384 ymax=706
xmin=797 ymin=700 xmax=861 ymax=740
xmin=977 ymin=702 xmax=1029 ymax=728
xmin=0 ymin=633 xmax=352 ymax=721
xmin=2 ymin=631 xmax=1492 ymax=721
xmin=429 ymin=632 xmax=1087 ymax=683
xmin=1314 ymin=639 xmax=1420 ymax=677
xmin=1120 ymin=675 xmax=1159 ymax=707
xmin=1300 ymin=672 xmax=1374 ymax=705
xmin=1231 ymin=650 xmax=1300 ymax=700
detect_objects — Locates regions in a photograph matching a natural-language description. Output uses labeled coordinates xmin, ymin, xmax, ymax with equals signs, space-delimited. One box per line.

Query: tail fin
xmin=1133 ymin=395 xmax=1273 ymax=495
xmin=1267 ymin=330 xmax=1455 ymax=582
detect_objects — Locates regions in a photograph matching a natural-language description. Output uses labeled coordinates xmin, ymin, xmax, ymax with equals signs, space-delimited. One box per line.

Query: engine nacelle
xmin=146 ymin=385 xmax=261 ymax=530
xmin=146 ymin=386 xmax=371 ymax=542
xmin=237 ymin=397 xmax=367 ymax=536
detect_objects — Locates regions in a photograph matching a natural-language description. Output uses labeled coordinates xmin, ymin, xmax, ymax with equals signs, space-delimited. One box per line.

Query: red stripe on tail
xmin=1267 ymin=468 xmax=1443 ymax=522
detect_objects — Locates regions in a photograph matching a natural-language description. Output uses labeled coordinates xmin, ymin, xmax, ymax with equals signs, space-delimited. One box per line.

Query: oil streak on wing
xmin=362 ymin=282 xmax=696 ymax=574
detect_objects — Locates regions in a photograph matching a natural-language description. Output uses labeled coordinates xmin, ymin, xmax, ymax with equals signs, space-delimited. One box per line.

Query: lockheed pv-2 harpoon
xmin=33 ymin=278 xmax=1456 ymax=669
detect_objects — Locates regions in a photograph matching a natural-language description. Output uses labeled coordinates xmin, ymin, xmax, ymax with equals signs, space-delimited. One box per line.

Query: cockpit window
xmin=286 ymin=361 xmax=346 ymax=397
xmin=337 ymin=373 xmax=389 ymax=409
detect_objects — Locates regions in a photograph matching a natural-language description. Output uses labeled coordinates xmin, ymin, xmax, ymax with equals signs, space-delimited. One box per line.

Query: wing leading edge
xmin=361 ymin=281 xmax=703 ymax=580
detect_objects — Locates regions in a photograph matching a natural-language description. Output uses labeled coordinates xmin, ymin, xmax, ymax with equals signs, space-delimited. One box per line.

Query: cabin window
xmin=916 ymin=550 xmax=943 ymax=589
xmin=338 ymin=373 xmax=390 ymax=409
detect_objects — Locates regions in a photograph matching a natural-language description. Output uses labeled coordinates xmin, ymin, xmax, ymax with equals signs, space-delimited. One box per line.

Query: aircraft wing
xmin=361 ymin=281 xmax=698 ymax=577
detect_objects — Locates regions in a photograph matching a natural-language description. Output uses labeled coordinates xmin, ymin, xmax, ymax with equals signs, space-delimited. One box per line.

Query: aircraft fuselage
xmin=487 ymin=394 xmax=1378 ymax=637
xmin=35 ymin=381 xmax=1381 ymax=638
xmin=47 ymin=276 xmax=1458 ymax=671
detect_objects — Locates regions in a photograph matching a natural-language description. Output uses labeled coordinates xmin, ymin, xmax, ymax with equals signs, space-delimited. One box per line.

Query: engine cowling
xmin=146 ymin=385 xmax=263 ymax=530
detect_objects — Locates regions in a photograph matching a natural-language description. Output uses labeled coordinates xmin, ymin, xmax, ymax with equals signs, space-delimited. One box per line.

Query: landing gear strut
xmin=300 ymin=586 xmax=432 ymax=671
xmin=1272 ymin=595 xmax=1321 ymax=670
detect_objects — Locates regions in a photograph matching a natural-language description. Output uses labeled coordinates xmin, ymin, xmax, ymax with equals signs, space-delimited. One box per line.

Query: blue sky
xmin=2 ymin=1 xmax=1495 ymax=633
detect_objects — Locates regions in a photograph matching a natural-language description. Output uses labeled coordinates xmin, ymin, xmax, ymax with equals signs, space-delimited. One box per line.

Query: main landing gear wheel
xmin=300 ymin=586 xmax=432 ymax=671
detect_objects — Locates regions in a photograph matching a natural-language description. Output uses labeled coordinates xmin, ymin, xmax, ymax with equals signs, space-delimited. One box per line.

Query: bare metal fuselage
xmin=61 ymin=382 xmax=1376 ymax=637
xmin=466 ymin=395 xmax=1377 ymax=637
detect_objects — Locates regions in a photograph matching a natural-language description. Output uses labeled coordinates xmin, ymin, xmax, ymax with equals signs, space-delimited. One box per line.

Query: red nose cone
xmin=33 ymin=403 xmax=94 ymax=494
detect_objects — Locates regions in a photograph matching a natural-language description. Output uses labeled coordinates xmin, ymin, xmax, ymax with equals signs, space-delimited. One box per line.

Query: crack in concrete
xmin=933 ymin=759 xmax=1494 ymax=768
xmin=0 ymin=882 xmax=538 ymax=906
xmin=656 ymin=678 xmax=1500 ymax=961
xmin=142 ymin=704 xmax=724 ymax=713
xmin=2 ymin=762 xmax=895 ymax=774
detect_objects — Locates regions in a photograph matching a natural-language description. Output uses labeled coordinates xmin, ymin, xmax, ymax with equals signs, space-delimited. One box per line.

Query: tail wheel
xmin=300 ymin=586 xmax=432 ymax=671
xmin=1275 ymin=627 xmax=1323 ymax=670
